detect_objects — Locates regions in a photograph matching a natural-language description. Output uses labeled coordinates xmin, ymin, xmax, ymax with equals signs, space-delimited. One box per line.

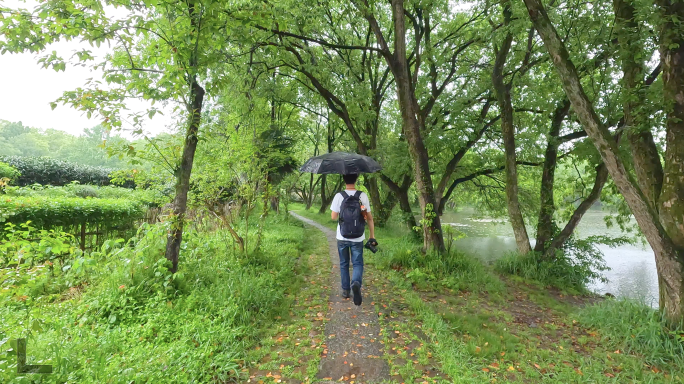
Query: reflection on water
xmin=443 ymin=209 xmax=659 ymax=306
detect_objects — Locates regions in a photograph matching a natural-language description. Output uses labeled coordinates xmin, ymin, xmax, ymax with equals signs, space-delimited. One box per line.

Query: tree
xmin=491 ymin=1 xmax=532 ymax=254
xmin=1 ymin=0 xmax=249 ymax=272
xmin=250 ymin=3 xmax=410 ymax=226
xmin=523 ymin=0 xmax=684 ymax=323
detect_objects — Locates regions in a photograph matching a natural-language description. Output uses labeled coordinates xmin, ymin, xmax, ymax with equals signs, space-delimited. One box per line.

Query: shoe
xmin=342 ymin=289 xmax=350 ymax=299
xmin=351 ymin=281 xmax=362 ymax=306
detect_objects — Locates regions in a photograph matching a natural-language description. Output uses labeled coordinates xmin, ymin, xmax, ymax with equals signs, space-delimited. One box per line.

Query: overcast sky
xmin=0 ymin=0 xmax=176 ymax=137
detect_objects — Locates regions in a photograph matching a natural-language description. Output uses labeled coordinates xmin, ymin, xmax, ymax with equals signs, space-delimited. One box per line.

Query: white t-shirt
xmin=330 ymin=190 xmax=371 ymax=242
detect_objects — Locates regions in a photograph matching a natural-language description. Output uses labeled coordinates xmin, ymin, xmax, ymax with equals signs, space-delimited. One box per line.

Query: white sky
xmin=0 ymin=0 xmax=176 ymax=137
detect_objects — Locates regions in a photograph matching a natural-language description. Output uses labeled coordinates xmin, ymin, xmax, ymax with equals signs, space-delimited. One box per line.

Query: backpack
xmin=339 ymin=191 xmax=366 ymax=238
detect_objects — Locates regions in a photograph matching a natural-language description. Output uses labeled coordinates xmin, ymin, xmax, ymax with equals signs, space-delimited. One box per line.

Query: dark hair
xmin=343 ymin=174 xmax=359 ymax=185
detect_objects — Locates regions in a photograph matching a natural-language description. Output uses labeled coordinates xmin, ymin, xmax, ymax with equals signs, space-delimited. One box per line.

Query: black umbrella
xmin=299 ymin=151 xmax=382 ymax=174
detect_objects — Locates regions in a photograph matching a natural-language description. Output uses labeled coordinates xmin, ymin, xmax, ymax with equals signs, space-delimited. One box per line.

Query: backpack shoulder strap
xmin=353 ymin=190 xmax=362 ymax=198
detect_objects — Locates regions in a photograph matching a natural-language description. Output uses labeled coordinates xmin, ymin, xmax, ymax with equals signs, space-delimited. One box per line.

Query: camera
xmin=365 ymin=238 xmax=378 ymax=253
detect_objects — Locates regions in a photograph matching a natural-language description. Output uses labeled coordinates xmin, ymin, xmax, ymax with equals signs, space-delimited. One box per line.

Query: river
xmin=442 ymin=208 xmax=659 ymax=306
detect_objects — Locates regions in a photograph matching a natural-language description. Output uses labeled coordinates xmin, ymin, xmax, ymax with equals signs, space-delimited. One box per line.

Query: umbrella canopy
xmin=299 ymin=152 xmax=382 ymax=174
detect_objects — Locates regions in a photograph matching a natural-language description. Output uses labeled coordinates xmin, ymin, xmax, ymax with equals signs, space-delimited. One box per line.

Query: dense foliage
xmin=0 ymin=156 xmax=123 ymax=187
xmin=0 ymin=196 xmax=144 ymax=232
xmin=3 ymin=184 xmax=167 ymax=208
xmin=0 ymin=161 xmax=20 ymax=188
xmin=0 ymin=216 xmax=308 ymax=383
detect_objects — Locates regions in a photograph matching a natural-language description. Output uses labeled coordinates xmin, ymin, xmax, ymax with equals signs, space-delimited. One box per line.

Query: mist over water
xmin=442 ymin=208 xmax=659 ymax=307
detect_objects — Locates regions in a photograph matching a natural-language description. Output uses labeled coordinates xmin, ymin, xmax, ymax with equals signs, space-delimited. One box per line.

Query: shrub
xmin=74 ymin=185 xmax=100 ymax=198
xmin=0 ymin=161 xmax=20 ymax=182
xmin=495 ymin=236 xmax=615 ymax=292
xmin=0 ymin=222 xmax=78 ymax=268
xmin=372 ymin=236 xmax=503 ymax=293
xmin=0 ymin=196 xmax=145 ymax=232
xmin=0 ymin=156 xmax=130 ymax=187
xmin=3 ymin=184 xmax=168 ymax=208
xmin=0 ymin=162 xmax=20 ymax=191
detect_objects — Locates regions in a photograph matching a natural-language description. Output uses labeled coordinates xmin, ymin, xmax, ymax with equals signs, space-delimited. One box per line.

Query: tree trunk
xmin=319 ymin=174 xmax=340 ymax=214
xmin=380 ymin=174 xmax=418 ymax=233
xmin=365 ymin=175 xmax=390 ymax=226
xmin=535 ymin=99 xmax=571 ymax=253
xmin=657 ymin=0 xmax=684 ymax=321
xmin=397 ymin=188 xmax=418 ymax=232
xmin=270 ymin=194 xmax=279 ymax=213
xmin=524 ymin=0 xmax=684 ymax=323
xmin=318 ymin=174 xmax=328 ymax=213
xmin=165 ymin=79 xmax=205 ymax=273
xmin=614 ymin=0 xmax=664 ymax=210
xmin=545 ymin=164 xmax=609 ymax=257
xmin=387 ymin=0 xmax=444 ymax=252
xmin=492 ymin=6 xmax=532 ymax=254
xmin=209 ymin=207 xmax=244 ymax=252
xmin=305 ymin=173 xmax=316 ymax=209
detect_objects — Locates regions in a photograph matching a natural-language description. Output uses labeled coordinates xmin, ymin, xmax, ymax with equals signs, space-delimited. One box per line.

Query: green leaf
xmin=31 ymin=319 xmax=43 ymax=332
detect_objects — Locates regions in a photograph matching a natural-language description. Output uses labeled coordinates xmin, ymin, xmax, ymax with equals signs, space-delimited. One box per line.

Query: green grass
xmin=245 ymin=224 xmax=331 ymax=383
xmin=578 ymin=299 xmax=684 ymax=366
xmin=0 ymin=213 xmax=319 ymax=383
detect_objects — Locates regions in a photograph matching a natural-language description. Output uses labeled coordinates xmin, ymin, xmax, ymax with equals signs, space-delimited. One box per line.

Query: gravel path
xmin=290 ymin=212 xmax=390 ymax=383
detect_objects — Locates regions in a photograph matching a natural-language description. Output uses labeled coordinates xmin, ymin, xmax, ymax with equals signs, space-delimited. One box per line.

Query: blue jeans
xmin=337 ymin=240 xmax=364 ymax=291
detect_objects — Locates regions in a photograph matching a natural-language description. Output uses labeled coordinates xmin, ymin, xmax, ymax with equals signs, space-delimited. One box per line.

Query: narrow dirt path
xmin=290 ymin=212 xmax=390 ymax=383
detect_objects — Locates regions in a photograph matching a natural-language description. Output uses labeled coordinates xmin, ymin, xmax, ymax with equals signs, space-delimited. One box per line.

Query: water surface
xmin=442 ymin=209 xmax=659 ymax=306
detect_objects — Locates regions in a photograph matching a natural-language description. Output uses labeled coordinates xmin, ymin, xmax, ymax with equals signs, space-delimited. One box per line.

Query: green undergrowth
xmin=295 ymin=206 xmax=684 ymax=383
xmin=495 ymin=249 xmax=608 ymax=294
xmin=0 ymin=214 xmax=311 ymax=383
xmin=578 ymin=299 xmax=684 ymax=366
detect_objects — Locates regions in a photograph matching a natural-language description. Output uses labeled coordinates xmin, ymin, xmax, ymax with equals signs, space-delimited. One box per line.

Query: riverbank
xmin=292 ymin=205 xmax=684 ymax=383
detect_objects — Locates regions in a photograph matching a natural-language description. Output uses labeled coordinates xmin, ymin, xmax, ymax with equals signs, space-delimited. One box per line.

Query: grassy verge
xmin=0 ymin=214 xmax=325 ymax=383
xmin=292 ymin=205 xmax=684 ymax=383
xmin=245 ymin=222 xmax=331 ymax=383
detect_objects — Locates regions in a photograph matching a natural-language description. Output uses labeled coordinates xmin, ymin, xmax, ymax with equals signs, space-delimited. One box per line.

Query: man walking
xmin=330 ymin=174 xmax=377 ymax=306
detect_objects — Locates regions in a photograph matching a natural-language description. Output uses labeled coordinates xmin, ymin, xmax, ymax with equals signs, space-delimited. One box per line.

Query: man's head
xmin=343 ymin=173 xmax=359 ymax=185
